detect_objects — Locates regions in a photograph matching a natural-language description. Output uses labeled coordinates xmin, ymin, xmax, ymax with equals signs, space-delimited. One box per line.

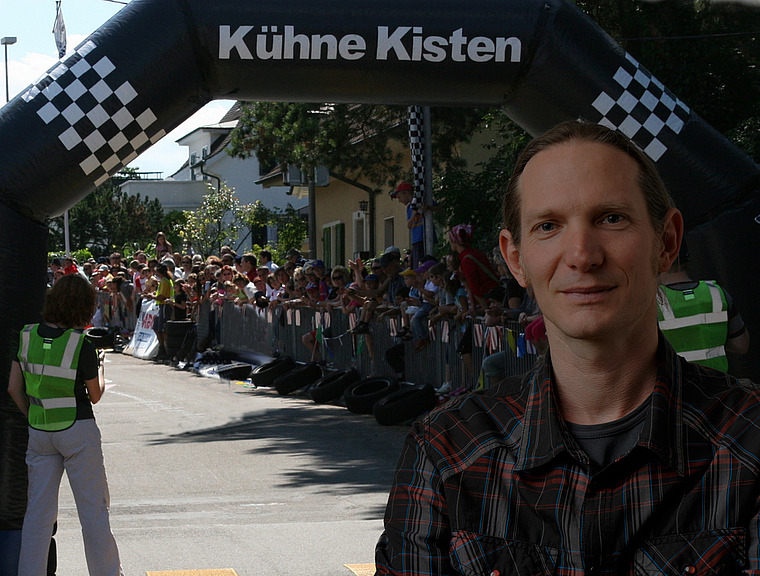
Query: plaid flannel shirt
xmin=376 ymin=335 xmax=760 ymax=576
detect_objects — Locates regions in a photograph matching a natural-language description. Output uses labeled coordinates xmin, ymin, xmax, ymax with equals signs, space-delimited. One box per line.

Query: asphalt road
xmin=53 ymin=352 xmax=410 ymax=576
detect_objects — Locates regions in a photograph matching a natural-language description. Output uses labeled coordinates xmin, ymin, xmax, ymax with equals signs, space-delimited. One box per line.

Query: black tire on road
xmin=274 ymin=362 xmax=324 ymax=395
xmin=216 ymin=363 xmax=254 ymax=381
xmin=310 ymin=368 xmax=361 ymax=404
xmin=343 ymin=377 xmax=398 ymax=414
xmin=84 ymin=327 xmax=114 ymax=349
xmin=373 ymin=384 xmax=437 ymax=426
xmin=250 ymin=356 xmax=296 ymax=387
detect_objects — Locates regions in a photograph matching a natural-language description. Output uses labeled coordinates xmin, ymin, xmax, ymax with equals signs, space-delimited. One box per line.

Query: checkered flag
xmin=22 ymin=40 xmax=166 ymax=188
xmin=591 ymin=52 xmax=690 ymax=162
xmin=407 ymin=105 xmax=425 ymax=213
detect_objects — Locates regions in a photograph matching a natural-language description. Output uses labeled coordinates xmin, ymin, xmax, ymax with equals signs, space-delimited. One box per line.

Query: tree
xmin=48 ymin=169 xmax=165 ymax=257
xmin=177 ymin=183 xmax=242 ymax=257
xmin=238 ymin=201 xmax=309 ymax=257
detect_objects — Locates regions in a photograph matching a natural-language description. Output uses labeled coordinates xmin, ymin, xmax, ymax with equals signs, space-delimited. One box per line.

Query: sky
xmin=0 ymin=0 xmax=234 ymax=176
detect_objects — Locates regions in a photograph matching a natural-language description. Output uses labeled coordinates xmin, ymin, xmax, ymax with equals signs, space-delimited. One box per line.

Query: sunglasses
xmin=182 ymin=260 xmax=191 ymax=264
xmin=331 ymin=276 xmax=343 ymax=280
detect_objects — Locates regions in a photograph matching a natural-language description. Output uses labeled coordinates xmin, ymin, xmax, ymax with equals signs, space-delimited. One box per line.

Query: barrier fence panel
xmin=209 ymin=303 xmax=541 ymax=387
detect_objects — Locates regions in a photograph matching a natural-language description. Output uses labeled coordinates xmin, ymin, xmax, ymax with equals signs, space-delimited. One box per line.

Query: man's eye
xmin=539 ymin=222 xmax=555 ymax=232
xmin=603 ymin=214 xmax=623 ymax=224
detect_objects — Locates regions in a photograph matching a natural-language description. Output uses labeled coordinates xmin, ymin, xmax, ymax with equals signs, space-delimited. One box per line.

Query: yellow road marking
xmin=344 ymin=563 xmax=376 ymax=576
xmin=146 ymin=570 xmax=238 ymax=576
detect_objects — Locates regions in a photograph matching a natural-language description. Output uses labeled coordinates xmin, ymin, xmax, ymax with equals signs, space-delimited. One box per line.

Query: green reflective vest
xmin=657 ymin=281 xmax=729 ymax=372
xmin=18 ymin=324 xmax=85 ymax=431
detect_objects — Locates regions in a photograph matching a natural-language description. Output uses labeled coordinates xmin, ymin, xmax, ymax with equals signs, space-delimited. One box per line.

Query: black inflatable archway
xmin=1 ymin=0 xmax=759 ymax=535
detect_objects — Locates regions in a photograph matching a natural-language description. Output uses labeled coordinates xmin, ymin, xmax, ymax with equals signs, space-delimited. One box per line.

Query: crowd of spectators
xmin=47 ymin=222 xmax=545 ymax=385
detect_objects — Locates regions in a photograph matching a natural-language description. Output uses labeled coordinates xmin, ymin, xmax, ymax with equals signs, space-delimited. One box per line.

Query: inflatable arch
xmin=2 ymin=0 xmax=760 ymax=538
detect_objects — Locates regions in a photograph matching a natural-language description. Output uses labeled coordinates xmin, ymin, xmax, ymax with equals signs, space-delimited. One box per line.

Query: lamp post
xmin=1 ymin=36 xmax=16 ymax=103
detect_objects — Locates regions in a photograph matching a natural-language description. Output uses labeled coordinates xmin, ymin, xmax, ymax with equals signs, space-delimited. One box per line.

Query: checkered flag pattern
xmin=407 ymin=105 xmax=425 ymax=213
xmin=592 ymin=52 xmax=690 ymax=162
xmin=22 ymin=40 xmax=166 ymax=187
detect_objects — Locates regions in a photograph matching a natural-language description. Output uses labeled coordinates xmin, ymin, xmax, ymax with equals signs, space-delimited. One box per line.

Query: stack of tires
xmin=250 ymin=357 xmax=437 ymax=426
xmin=342 ymin=377 xmax=437 ymax=426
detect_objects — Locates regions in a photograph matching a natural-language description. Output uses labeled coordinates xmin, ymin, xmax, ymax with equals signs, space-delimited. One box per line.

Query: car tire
xmin=343 ymin=377 xmax=398 ymax=414
xmin=310 ymin=368 xmax=361 ymax=404
xmin=274 ymin=362 xmax=324 ymax=395
xmin=250 ymin=356 xmax=296 ymax=387
xmin=373 ymin=384 xmax=437 ymax=426
xmin=84 ymin=327 xmax=114 ymax=349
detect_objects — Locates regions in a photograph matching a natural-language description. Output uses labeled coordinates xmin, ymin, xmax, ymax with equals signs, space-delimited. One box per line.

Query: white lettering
xmin=449 ymin=28 xmax=467 ymax=62
xmin=311 ymin=35 xmax=338 ymax=59
xmin=377 ymin=26 xmax=411 ymax=60
xmin=219 ymin=25 xmax=253 ymax=59
xmin=257 ymin=30 xmax=283 ymax=59
xmin=339 ymin=35 xmax=366 ymax=60
xmin=467 ymin=37 xmax=494 ymax=62
xmin=284 ymin=25 xmax=310 ymax=59
xmin=423 ymin=36 xmax=447 ymax=62
xmin=495 ymin=37 xmax=521 ymax=62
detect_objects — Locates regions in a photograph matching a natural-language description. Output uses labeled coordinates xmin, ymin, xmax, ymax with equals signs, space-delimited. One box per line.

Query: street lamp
xmin=2 ymin=36 xmax=17 ymax=103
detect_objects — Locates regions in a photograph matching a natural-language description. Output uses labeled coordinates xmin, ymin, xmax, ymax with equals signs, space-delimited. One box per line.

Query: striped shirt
xmin=376 ymin=336 xmax=760 ymax=576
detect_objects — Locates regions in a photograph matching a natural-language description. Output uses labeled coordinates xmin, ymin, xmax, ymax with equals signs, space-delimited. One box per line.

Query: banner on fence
xmin=124 ymin=300 xmax=159 ymax=359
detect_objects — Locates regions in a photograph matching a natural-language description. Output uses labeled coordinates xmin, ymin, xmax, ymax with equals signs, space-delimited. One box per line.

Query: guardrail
xmin=197 ymin=301 xmax=538 ymax=389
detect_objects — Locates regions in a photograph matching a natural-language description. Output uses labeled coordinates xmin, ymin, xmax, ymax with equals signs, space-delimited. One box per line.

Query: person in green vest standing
xmin=7 ymin=273 xmax=123 ymax=576
xmin=658 ymin=241 xmax=750 ymax=372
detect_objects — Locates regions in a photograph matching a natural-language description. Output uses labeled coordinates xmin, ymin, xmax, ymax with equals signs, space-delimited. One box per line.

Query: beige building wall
xmin=312 ymin=125 xmax=503 ymax=267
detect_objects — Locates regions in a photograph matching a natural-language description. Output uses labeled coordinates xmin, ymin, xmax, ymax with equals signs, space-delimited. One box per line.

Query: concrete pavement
xmin=53 ymin=352 xmax=409 ymax=576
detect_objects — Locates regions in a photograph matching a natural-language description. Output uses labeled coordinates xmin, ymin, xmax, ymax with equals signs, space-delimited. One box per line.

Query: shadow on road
xmin=149 ymin=392 xmax=409 ymax=517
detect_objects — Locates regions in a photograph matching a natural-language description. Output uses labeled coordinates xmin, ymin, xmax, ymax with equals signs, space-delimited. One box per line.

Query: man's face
xmin=500 ymin=140 xmax=680 ymax=344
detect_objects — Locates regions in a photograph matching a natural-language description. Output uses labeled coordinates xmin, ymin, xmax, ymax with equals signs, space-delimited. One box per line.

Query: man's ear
xmin=499 ymin=229 xmax=530 ymax=287
xmin=658 ymin=208 xmax=684 ymax=273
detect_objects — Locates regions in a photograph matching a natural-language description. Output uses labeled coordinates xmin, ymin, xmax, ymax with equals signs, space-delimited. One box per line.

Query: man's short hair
xmin=242 ymin=253 xmax=257 ymax=267
xmin=260 ymin=250 xmax=273 ymax=261
xmin=503 ymin=120 xmax=675 ymax=245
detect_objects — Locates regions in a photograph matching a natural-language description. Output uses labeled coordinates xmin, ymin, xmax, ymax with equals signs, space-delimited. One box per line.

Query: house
xmin=120 ymin=103 xmax=307 ymax=252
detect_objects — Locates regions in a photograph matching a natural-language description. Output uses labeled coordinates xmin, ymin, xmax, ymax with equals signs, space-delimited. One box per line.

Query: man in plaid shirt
xmin=376 ymin=120 xmax=760 ymax=576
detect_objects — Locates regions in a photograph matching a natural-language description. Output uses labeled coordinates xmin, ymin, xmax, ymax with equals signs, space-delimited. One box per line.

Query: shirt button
xmin=684 ymin=567 xmax=696 ymax=575
xmin=587 ymin=566 xmax=600 ymax=576
xmin=489 ymin=571 xmax=500 ymax=576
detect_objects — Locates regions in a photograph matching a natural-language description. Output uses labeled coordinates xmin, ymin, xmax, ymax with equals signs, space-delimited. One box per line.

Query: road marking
xmin=146 ymin=570 xmax=238 ymax=576
xmin=344 ymin=564 xmax=376 ymax=576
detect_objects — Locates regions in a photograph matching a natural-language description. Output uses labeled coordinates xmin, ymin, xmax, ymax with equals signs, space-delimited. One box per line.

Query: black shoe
xmin=349 ymin=322 xmax=370 ymax=335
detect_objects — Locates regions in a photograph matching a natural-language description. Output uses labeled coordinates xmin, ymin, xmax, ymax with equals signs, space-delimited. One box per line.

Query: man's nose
xmin=563 ymin=224 xmax=603 ymax=271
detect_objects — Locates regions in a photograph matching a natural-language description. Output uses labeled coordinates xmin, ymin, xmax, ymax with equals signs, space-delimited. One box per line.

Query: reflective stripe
xmin=37 ymin=397 xmax=78 ymax=410
xmin=60 ymin=330 xmax=81 ymax=369
xmin=679 ymin=345 xmax=726 ymax=362
xmin=705 ymin=282 xmax=723 ymax=314
xmin=19 ymin=324 xmax=34 ymax=362
xmin=658 ymin=311 xmax=728 ymax=331
xmin=21 ymin=362 xmax=78 ymax=380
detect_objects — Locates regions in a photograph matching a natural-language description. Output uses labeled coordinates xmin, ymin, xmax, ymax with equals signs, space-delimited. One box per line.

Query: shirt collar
xmin=514 ymin=334 xmax=684 ymax=475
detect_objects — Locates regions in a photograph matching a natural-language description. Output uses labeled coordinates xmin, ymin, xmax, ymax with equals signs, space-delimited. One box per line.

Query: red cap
xmin=390 ymin=182 xmax=413 ymax=197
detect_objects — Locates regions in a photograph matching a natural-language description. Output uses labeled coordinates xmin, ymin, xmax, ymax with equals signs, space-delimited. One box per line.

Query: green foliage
xmin=228 ymin=102 xmax=488 ymax=189
xmin=48 ymin=173 xmax=165 ymax=258
xmin=434 ymin=113 xmax=530 ymax=253
xmin=176 ymin=184 xmax=242 ymax=258
xmin=48 ymin=248 xmax=92 ymax=265
xmin=239 ymin=201 xmax=308 ymax=258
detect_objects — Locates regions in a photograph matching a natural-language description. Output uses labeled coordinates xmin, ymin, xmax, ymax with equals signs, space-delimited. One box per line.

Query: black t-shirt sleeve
xmin=79 ymin=338 xmax=99 ymax=381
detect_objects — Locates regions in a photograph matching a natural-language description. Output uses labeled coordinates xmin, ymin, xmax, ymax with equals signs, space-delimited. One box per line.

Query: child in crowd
xmin=345 ymin=274 xmax=381 ymax=334
xmin=409 ymin=259 xmax=439 ymax=352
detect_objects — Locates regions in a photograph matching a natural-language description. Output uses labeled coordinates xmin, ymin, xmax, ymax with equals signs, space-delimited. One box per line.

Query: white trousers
xmin=19 ymin=419 xmax=123 ymax=576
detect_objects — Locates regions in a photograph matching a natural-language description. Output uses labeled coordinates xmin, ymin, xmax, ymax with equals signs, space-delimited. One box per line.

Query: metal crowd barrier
xmin=201 ymin=301 xmax=539 ymax=388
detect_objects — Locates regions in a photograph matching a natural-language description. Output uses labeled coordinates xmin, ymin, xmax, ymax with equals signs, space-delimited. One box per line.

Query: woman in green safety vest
xmin=7 ymin=273 xmax=123 ymax=576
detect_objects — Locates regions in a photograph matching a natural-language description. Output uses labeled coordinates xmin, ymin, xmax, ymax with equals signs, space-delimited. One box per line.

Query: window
xmin=353 ymin=211 xmax=367 ymax=255
xmin=384 ymin=217 xmax=394 ymax=250
xmin=322 ymin=221 xmax=345 ymax=268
